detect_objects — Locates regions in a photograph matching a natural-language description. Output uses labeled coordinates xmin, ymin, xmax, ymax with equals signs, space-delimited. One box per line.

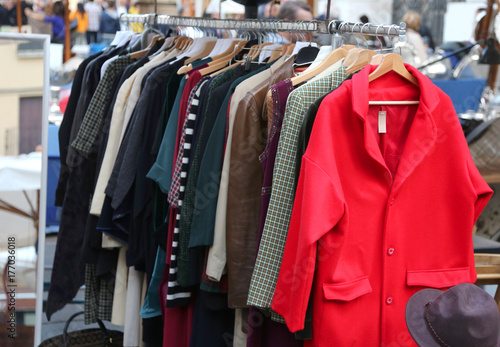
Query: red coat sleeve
xmin=271 ymin=156 xmax=346 ymax=332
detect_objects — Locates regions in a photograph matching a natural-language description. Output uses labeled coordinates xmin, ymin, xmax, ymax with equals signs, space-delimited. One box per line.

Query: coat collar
xmin=351 ymin=64 xmax=438 ymax=194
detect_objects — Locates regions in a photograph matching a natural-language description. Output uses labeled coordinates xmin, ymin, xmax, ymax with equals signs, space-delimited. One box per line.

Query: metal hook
xmin=328 ymin=20 xmax=335 ymax=35
xmin=361 ymin=23 xmax=370 ymax=49
xmin=289 ymin=20 xmax=296 ymax=43
xmin=384 ymin=24 xmax=394 ymax=52
xmin=260 ymin=22 xmax=266 ymax=44
xmin=352 ymin=22 xmax=363 ymax=47
xmin=375 ymin=24 xmax=383 ymax=49
xmin=328 ymin=20 xmax=335 ymax=47
xmin=300 ymin=20 xmax=307 ymax=42
xmin=280 ymin=20 xmax=286 ymax=44
xmin=390 ymin=24 xmax=399 ymax=54
xmin=274 ymin=20 xmax=281 ymax=44
xmin=296 ymin=20 xmax=303 ymax=42
xmin=339 ymin=21 xmax=349 ymax=46
xmin=305 ymin=20 xmax=314 ymax=42
xmin=329 ymin=20 xmax=341 ymax=48
xmin=272 ymin=20 xmax=278 ymax=43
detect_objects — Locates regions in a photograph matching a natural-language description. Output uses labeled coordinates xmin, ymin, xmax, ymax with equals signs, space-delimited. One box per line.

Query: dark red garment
xmin=272 ymin=65 xmax=492 ymax=346
xmin=159 ymin=263 xmax=194 ymax=347
xmin=174 ymin=70 xmax=205 ymax=160
xmin=246 ymin=307 xmax=303 ymax=347
xmin=258 ymin=79 xmax=294 ymax=244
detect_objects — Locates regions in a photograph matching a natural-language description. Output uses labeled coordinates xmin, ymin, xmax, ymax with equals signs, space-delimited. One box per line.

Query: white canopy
xmin=0 ymin=152 xmax=41 ymax=251
xmin=0 ymin=152 xmax=41 ymax=192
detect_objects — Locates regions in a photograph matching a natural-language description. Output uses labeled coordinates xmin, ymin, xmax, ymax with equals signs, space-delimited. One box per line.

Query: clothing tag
xmin=378 ymin=111 xmax=387 ymax=133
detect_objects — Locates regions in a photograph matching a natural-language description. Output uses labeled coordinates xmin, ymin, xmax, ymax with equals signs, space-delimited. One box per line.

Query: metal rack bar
xmin=119 ymin=13 xmax=156 ymax=25
xmin=119 ymin=14 xmax=405 ymax=38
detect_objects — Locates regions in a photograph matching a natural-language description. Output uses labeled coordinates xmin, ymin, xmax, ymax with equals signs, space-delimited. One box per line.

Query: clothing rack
xmin=119 ymin=14 xmax=406 ymax=40
xmin=120 ymin=13 xmax=157 ymax=26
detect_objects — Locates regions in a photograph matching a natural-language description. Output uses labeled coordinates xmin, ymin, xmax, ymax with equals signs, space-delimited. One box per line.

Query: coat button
xmin=390 ymin=198 xmax=394 ymax=206
xmin=387 ymin=248 xmax=395 ymax=255
xmin=386 ymin=297 xmax=393 ymax=305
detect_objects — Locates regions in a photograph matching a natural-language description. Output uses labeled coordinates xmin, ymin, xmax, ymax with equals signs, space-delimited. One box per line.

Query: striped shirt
xmin=166 ymin=78 xmax=209 ymax=306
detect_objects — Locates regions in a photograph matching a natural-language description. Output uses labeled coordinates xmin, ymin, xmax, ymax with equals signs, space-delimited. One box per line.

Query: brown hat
xmin=405 ymin=283 xmax=500 ymax=347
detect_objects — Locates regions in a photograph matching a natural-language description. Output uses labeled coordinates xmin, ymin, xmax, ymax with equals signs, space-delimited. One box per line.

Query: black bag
xmin=39 ymin=311 xmax=123 ymax=347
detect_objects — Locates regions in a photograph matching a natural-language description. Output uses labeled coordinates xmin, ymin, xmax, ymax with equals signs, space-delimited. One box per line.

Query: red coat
xmin=271 ymin=65 xmax=492 ymax=346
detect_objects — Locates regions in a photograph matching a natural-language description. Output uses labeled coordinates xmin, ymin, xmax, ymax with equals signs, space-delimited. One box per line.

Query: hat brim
xmin=405 ymin=288 xmax=443 ymax=347
xmin=406 ymin=287 xmax=500 ymax=347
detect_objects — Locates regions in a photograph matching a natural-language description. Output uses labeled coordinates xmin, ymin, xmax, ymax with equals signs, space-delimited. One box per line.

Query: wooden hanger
xmin=291 ymin=47 xmax=347 ymax=86
xmin=368 ymin=53 xmax=419 ymax=85
xmin=247 ymin=44 xmax=262 ymax=61
xmin=150 ymin=36 xmax=176 ymax=57
xmin=268 ymin=45 xmax=283 ymax=62
xmin=130 ymin=34 xmax=164 ymax=59
xmin=181 ymin=40 xmax=246 ymax=76
xmin=211 ymin=40 xmax=244 ymax=61
xmin=210 ymin=61 xmax=242 ymax=77
xmin=165 ymin=36 xmax=189 ymax=54
xmin=280 ymin=43 xmax=294 ymax=56
xmin=207 ymin=40 xmax=246 ymax=65
xmin=342 ymin=44 xmax=356 ymax=51
xmin=178 ymin=63 xmax=194 ymax=75
xmin=181 ymin=38 xmax=194 ymax=52
xmin=284 ymin=44 xmax=296 ymax=58
xmin=370 ymin=53 xmax=385 ymax=65
xmin=198 ymin=42 xmax=246 ymax=76
xmin=345 ymin=49 xmax=376 ymax=74
xmin=175 ymin=37 xmax=191 ymax=52
xmin=199 ymin=59 xmax=233 ymax=76
xmin=251 ymin=42 xmax=273 ymax=61
xmin=368 ymin=53 xmax=419 ymax=105
xmin=184 ymin=40 xmax=217 ymax=64
xmin=342 ymin=48 xmax=364 ymax=68
xmin=211 ymin=41 xmax=272 ymax=77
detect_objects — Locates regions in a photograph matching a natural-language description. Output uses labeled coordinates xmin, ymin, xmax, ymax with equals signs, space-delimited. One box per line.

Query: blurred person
xmin=276 ymin=0 xmax=313 ymax=42
xmin=257 ymin=2 xmax=266 ymax=19
xmin=69 ymin=3 xmax=88 ymax=45
xmin=32 ymin=0 xmax=45 ymax=13
xmin=116 ymin=0 xmax=127 ymax=15
xmin=269 ymin=0 xmax=279 ymax=19
xmin=7 ymin=0 xmax=32 ymax=26
xmin=0 ymin=1 xmax=10 ymax=26
xmin=25 ymin=0 xmax=65 ymax=43
xmin=178 ymin=5 xmax=187 ymax=16
xmin=419 ymin=23 xmax=435 ymax=54
xmin=128 ymin=0 xmax=140 ymax=14
xmin=100 ymin=0 xmax=120 ymax=45
xmin=99 ymin=0 xmax=107 ymax=10
xmin=85 ymin=0 xmax=102 ymax=44
xmin=127 ymin=0 xmax=141 ymax=31
xmin=402 ymin=10 xmax=428 ymax=64
xmin=116 ymin=0 xmax=127 ymax=29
